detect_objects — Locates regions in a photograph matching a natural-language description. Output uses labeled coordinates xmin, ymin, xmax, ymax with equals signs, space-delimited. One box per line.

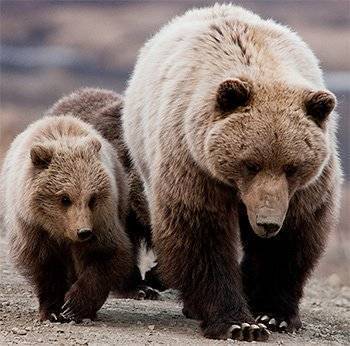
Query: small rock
xmin=341 ymin=286 xmax=350 ymax=299
xmin=82 ymin=318 xmax=93 ymax=325
xmin=37 ymin=338 xmax=43 ymax=343
xmin=76 ymin=339 xmax=88 ymax=345
xmin=25 ymin=327 xmax=32 ymax=331
xmin=327 ymin=273 xmax=341 ymax=288
xmin=148 ymin=324 xmax=155 ymax=331
xmin=11 ymin=327 xmax=27 ymax=335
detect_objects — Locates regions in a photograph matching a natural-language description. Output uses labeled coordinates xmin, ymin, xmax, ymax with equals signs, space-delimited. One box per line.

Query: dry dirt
xmin=0 ymin=238 xmax=349 ymax=345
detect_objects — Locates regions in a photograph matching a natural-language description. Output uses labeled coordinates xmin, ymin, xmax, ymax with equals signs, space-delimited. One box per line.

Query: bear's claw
xmin=255 ymin=314 xmax=300 ymax=333
xmin=229 ymin=322 xmax=270 ymax=341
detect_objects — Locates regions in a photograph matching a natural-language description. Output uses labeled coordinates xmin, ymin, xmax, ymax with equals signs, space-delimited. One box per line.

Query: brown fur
xmin=47 ymin=88 xmax=164 ymax=295
xmin=1 ymin=115 xmax=133 ymax=322
xmin=122 ymin=4 xmax=342 ymax=341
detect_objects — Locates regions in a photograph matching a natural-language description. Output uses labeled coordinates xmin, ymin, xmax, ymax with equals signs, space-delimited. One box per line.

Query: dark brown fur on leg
xmin=153 ymin=175 xmax=269 ymax=341
xmin=239 ymin=189 xmax=334 ymax=333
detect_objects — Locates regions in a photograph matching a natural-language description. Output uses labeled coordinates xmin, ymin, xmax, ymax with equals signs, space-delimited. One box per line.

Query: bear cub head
xmin=198 ymin=78 xmax=336 ymax=238
xmin=29 ymin=118 xmax=118 ymax=244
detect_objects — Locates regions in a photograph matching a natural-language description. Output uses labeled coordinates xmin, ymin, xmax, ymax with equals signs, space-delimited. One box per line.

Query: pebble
xmin=327 ymin=273 xmax=341 ymax=288
xmin=148 ymin=325 xmax=155 ymax=331
xmin=11 ymin=327 xmax=27 ymax=335
xmin=76 ymin=339 xmax=88 ymax=345
xmin=341 ymin=286 xmax=350 ymax=299
xmin=82 ymin=319 xmax=93 ymax=325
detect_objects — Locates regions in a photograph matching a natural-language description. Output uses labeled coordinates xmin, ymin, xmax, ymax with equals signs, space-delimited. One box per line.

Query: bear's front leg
xmin=35 ymin=256 xmax=69 ymax=322
xmin=59 ymin=251 xmax=113 ymax=322
xmin=239 ymin=200 xmax=333 ymax=333
xmin=13 ymin=231 xmax=69 ymax=322
xmin=153 ymin=198 xmax=269 ymax=341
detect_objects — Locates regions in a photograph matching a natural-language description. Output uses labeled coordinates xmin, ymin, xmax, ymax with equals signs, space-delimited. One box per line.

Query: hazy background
xmin=0 ymin=0 xmax=349 ymax=284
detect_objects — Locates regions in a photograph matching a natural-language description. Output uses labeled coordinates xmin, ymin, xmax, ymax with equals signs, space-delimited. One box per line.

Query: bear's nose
xmin=257 ymin=222 xmax=280 ymax=235
xmin=77 ymin=228 xmax=93 ymax=241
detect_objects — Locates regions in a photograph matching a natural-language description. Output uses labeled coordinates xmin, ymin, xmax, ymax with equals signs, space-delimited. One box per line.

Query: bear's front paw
xmin=255 ymin=314 xmax=302 ymax=333
xmin=202 ymin=320 xmax=270 ymax=341
xmin=39 ymin=308 xmax=62 ymax=322
xmin=123 ymin=285 xmax=160 ymax=300
xmin=58 ymin=290 xmax=98 ymax=323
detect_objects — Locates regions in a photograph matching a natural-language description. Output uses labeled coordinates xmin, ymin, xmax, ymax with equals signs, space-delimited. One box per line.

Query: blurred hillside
xmin=0 ymin=0 xmax=349 ymax=284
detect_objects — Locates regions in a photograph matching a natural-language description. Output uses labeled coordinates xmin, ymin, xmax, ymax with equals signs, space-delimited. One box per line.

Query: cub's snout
xmin=77 ymin=228 xmax=95 ymax=242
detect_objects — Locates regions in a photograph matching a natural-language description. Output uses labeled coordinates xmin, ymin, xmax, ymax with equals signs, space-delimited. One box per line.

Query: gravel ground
xmin=0 ymin=237 xmax=349 ymax=345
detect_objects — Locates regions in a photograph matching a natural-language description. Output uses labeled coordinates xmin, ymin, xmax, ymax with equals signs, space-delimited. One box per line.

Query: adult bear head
xmin=186 ymin=77 xmax=336 ymax=238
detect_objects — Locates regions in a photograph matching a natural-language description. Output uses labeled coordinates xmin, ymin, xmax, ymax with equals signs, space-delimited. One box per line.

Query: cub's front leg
xmin=59 ymin=249 xmax=114 ymax=322
xmin=11 ymin=229 xmax=69 ymax=322
xmin=152 ymin=193 xmax=269 ymax=342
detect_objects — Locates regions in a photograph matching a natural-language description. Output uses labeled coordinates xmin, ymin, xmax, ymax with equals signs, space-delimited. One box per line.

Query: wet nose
xmin=77 ymin=228 xmax=93 ymax=241
xmin=257 ymin=222 xmax=280 ymax=234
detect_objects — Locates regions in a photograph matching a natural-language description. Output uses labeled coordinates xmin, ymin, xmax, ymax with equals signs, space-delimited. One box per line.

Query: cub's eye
xmin=88 ymin=195 xmax=97 ymax=209
xmin=245 ymin=161 xmax=261 ymax=175
xmin=284 ymin=164 xmax=298 ymax=177
xmin=61 ymin=195 xmax=72 ymax=207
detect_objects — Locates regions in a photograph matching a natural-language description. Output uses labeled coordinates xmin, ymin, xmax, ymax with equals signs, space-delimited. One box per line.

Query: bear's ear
xmin=88 ymin=137 xmax=102 ymax=154
xmin=304 ymin=90 xmax=336 ymax=127
xmin=216 ymin=78 xmax=252 ymax=113
xmin=30 ymin=144 xmax=54 ymax=169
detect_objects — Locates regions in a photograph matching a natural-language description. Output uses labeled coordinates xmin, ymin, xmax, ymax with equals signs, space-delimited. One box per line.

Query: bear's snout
xmin=255 ymin=209 xmax=285 ymax=238
xmin=256 ymin=216 xmax=281 ymax=238
xmin=77 ymin=228 xmax=94 ymax=242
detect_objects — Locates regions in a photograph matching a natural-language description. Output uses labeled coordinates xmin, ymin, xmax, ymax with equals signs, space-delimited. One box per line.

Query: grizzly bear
xmin=46 ymin=88 xmax=165 ymax=297
xmin=1 ymin=115 xmax=133 ymax=322
xmin=122 ymin=4 xmax=342 ymax=342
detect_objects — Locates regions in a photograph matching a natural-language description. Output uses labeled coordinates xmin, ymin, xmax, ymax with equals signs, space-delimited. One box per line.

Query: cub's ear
xmin=216 ymin=78 xmax=252 ymax=113
xmin=304 ymin=90 xmax=336 ymax=126
xmin=88 ymin=137 xmax=102 ymax=154
xmin=30 ymin=144 xmax=54 ymax=168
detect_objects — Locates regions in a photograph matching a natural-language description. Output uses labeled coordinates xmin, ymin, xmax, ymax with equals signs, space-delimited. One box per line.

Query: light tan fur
xmin=122 ymin=4 xmax=342 ymax=341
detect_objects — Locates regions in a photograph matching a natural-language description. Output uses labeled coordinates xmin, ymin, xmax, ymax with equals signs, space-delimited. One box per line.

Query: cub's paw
xmin=255 ymin=314 xmax=301 ymax=333
xmin=39 ymin=308 xmax=62 ymax=323
xmin=58 ymin=296 xmax=97 ymax=323
xmin=202 ymin=321 xmax=270 ymax=341
xmin=126 ymin=285 xmax=160 ymax=300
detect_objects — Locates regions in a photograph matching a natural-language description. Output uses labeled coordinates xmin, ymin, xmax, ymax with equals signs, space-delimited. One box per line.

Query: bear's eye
xmin=61 ymin=195 xmax=72 ymax=207
xmin=89 ymin=195 xmax=97 ymax=209
xmin=244 ymin=161 xmax=261 ymax=175
xmin=284 ymin=164 xmax=298 ymax=177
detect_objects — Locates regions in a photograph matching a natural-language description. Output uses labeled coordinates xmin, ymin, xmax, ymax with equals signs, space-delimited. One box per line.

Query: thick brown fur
xmin=47 ymin=88 xmax=165 ymax=295
xmin=122 ymin=4 xmax=342 ymax=341
xmin=1 ymin=115 xmax=133 ymax=322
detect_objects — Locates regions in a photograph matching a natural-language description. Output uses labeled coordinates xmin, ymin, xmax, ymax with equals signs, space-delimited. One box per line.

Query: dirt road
xmin=0 ymin=237 xmax=349 ymax=345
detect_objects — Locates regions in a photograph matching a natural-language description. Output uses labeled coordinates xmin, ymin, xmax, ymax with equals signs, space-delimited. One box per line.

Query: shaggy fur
xmin=122 ymin=4 xmax=342 ymax=341
xmin=1 ymin=115 xmax=133 ymax=322
xmin=47 ymin=88 xmax=165 ymax=296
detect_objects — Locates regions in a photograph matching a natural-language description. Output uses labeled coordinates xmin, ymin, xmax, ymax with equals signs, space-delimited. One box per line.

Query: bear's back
xmin=123 ymin=4 xmax=325 ymax=190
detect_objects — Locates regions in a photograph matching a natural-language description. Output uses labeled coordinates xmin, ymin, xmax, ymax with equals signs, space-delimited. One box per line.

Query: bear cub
xmin=47 ymin=87 xmax=166 ymax=299
xmin=1 ymin=114 xmax=133 ymax=322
